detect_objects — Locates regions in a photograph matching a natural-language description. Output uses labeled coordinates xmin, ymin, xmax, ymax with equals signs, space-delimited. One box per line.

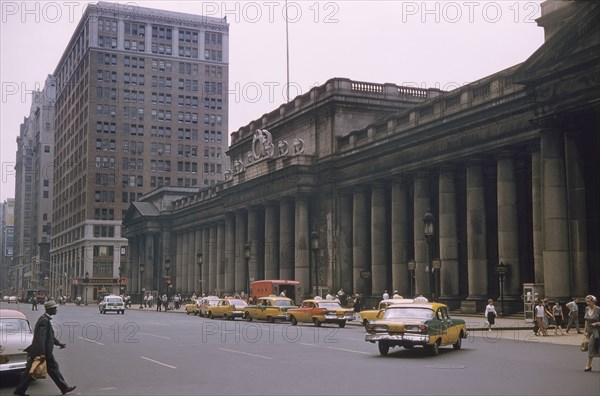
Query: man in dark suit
xmin=14 ymin=300 xmax=76 ymax=396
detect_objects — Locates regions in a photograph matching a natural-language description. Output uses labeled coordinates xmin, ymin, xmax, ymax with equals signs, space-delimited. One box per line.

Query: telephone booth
xmin=523 ymin=283 xmax=544 ymax=322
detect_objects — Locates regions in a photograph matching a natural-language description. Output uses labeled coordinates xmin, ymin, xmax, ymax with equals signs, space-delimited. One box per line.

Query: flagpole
xmin=285 ymin=0 xmax=290 ymax=103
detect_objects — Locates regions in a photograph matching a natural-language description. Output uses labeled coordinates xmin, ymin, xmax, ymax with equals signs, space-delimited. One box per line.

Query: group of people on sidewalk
xmin=533 ymin=297 xmax=581 ymax=337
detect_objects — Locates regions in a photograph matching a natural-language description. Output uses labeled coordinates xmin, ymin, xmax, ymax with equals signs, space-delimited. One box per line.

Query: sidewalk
xmin=126 ymin=304 xmax=584 ymax=346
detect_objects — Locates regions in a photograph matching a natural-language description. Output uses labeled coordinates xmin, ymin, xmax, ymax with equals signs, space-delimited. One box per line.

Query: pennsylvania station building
xmin=124 ymin=1 xmax=599 ymax=312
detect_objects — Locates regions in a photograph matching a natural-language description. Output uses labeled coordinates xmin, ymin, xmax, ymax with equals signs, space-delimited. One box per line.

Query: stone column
xmin=162 ymin=231 xmax=172 ymax=296
xmin=566 ymin=134 xmax=589 ymax=297
xmin=129 ymin=236 xmax=139 ymax=295
xmin=439 ymin=169 xmax=459 ymax=306
xmin=145 ymin=234 xmax=155 ymax=293
xmin=181 ymin=232 xmax=189 ymax=294
xmin=188 ymin=230 xmax=197 ymax=294
xmin=414 ymin=174 xmax=431 ymax=297
xmin=217 ymin=222 xmax=225 ymax=294
xmin=209 ymin=225 xmax=217 ymax=294
xmin=235 ymin=211 xmax=247 ymax=293
xmin=339 ymin=194 xmax=353 ymax=294
xmin=353 ymin=188 xmax=369 ymax=295
xmin=295 ymin=197 xmax=310 ymax=297
xmin=371 ymin=183 xmax=387 ymax=296
xmin=391 ymin=181 xmax=409 ymax=296
xmin=225 ymin=214 xmax=235 ymax=294
xmin=176 ymin=233 xmax=183 ymax=293
xmin=541 ymin=129 xmax=570 ymax=299
xmin=247 ymin=206 xmax=260 ymax=285
xmin=265 ymin=202 xmax=280 ymax=280
xmin=279 ymin=198 xmax=295 ymax=280
xmin=463 ymin=164 xmax=488 ymax=313
xmin=202 ymin=227 xmax=210 ymax=295
xmin=531 ymin=150 xmax=543 ymax=284
xmin=497 ymin=155 xmax=520 ymax=300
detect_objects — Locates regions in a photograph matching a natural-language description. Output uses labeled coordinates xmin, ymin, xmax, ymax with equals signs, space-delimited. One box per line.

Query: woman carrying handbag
xmin=583 ymin=295 xmax=600 ymax=372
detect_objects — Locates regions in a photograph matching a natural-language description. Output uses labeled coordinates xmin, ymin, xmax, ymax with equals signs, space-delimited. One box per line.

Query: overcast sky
xmin=0 ymin=0 xmax=545 ymax=201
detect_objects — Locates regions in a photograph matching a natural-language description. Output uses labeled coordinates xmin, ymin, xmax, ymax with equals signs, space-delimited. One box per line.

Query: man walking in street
xmin=14 ymin=300 xmax=76 ymax=396
xmin=30 ymin=296 xmax=38 ymax=311
xmin=566 ymin=297 xmax=582 ymax=334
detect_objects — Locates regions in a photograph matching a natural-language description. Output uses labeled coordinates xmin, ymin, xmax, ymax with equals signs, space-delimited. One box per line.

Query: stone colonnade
xmin=127 ymin=129 xmax=588 ymax=309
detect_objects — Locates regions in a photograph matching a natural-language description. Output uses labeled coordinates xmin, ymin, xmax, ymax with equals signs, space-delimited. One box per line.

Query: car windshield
xmin=317 ymin=302 xmax=342 ymax=309
xmin=383 ymin=307 xmax=434 ymax=320
xmin=229 ymin=299 xmax=247 ymax=306
xmin=0 ymin=318 xmax=31 ymax=334
xmin=274 ymin=300 xmax=293 ymax=307
xmin=208 ymin=300 xmax=219 ymax=306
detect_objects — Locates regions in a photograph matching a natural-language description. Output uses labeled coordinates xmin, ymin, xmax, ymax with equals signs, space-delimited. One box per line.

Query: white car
xmin=99 ymin=295 xmax=125 ymax=314
xmin=0 ymin=309 xmax=33 ymax=373
xmin=7 ymin=296 xmax=18 ymax=304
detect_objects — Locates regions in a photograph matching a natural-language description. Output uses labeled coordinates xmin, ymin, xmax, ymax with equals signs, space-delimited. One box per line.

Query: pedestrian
xmin=143 ymin=294 xmax=148 ymax=308
xmin=14 ymin=300 xmax=76 ymax=396
xmin=162 ymin=294 xmax=168 ymax=311
xmin=535 ymin=300 xmax=548 ymax=336
xmin=392 ymin=290 xmax=401 ymax=298
xmin=552 ymin=301 xmax=565 ymax=335
xmin=543 ymin=299 xmax=553 ymax=333
xmin=583 ymin=295 xmax=600 ymax=372
xmin=566 ymin=297 xmax=581 ymax=334
xmin=382 ymin=290 xmax=389 ymax=300
xmin=325 ymin=292 xmax=333 ymax=300
xmin=337 ymin=289 xmax=347 ymax=306
xmin=147 ymin=294 xmax=154 ymax=308
xmin=280 ymin=290 xmax=286 ymax=297
xmin=484 ymin=299 xmax=498 ymax=331
xmin=156 ymin=297 xmax=162 ymax=311
xmin=30 ymin=296 xmax=38 ymax=311
xmin=174 ymin=294 xmax=180 ymax=309
xmin=353 ymin=294 xmax=362 ymax=312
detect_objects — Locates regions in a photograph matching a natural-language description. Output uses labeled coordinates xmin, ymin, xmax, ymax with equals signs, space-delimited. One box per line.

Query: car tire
xmin=313 ymin=318 xmax=321 ymax=327
xmin=378 ymin=342 xmax=390 ymax=356
xmin=428 ymin=340 xmax=440 ymax=356
xmin=246 ymin=313 xmax=253 ymax=322
xmin=339 ymin=321 xmax=346 ymax=328
xmin=267 ymin=316 xmax=275 ymax=323
xmin=209 ymin=312 xmax=214 ymax=319
xmin=290 ymin=316 xmax=298 ymax=326
xmin=453 ymin=335 xmax=462 ymax=350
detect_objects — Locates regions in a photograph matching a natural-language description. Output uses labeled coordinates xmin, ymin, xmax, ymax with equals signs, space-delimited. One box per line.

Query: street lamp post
xmin=196 ymin=251 xmax=203 ymax=295
xmin=495 ymin=261 xmax=509 ymax=316
xmin=164 ymin=259 xmax=171 ymax=309
xmin=139 ymin=264 xmax=145 ymax=308
xmin=310 ymin=229 xmax=320 ymax=298
xmin=423 ymin=209 xmax=435 ymax=301
xmin=407 ymin=259 xmax=416 ymax=298
xmin=84 ymin=272 xmax=89 ymax=306
xmin=244 ymin=242 xmax=251 ymax=297
xmin=432 ymin=258 xmax=441 ymax=302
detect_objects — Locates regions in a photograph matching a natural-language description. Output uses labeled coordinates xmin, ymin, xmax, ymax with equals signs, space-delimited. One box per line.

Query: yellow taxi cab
xmin=207 ymin=298 xmax=248 ymax=320
xmin=286 ymin=297 xmax=354 ymax=328
xmin=365 ymin=302 xmax=467 ymax=356
xmin=243 ymin=296 xmax=297 ymax=323
xmin=198 ymin=296 xmax=220 ymax=317
xmin=185 ymin=299 xmax=201 ymax=315
xmin=358 ymin=298 xmax=414 ymax=329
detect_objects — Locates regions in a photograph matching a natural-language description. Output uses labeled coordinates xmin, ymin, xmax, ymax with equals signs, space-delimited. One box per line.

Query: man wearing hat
xmin=14 ymin=300 xmax=76 ymax=396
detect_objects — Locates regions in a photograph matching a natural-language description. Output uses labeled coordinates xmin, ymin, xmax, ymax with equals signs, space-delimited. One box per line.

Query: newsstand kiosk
xmin=522 ymin=283 xmax=544 ymax=323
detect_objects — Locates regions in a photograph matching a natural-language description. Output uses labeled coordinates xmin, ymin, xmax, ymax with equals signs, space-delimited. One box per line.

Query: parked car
xmin=0 ymin=309 xmax=33 ymax=373
xmin=198 ymin=296 xmax=220 ymax=317
xmin=287 ymin=298 xmax=354 ymax=328
xmin=207 ymin=298 xmax=248 ymax=320
xmin=365 ymin=302 xmax=467 ymax=356
xmin=98 ymin=295 xmax=125 ymax=314
xmin=358 ymin=298 xmax=414 ymax=329
xmin=7 ymin=296 xmax=18 ymax=304
xmin=244 ymin=296 xmax=297 ymax=323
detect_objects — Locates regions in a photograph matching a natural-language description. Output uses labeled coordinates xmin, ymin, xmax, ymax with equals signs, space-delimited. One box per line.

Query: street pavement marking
xmin=219 ymin=348 xmax=272 ymax=360
xmin=300 ymin=342 xmax=370 ymax=355
xmin=137 ymin=332 xmax=171 ymax=339
xmin=140 ymin=356 xmax=177 ymax=369
xmin=78 ymin=336 xmax=104 ymax=345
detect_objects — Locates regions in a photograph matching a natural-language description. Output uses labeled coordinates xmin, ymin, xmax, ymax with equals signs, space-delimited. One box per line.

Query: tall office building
xmin=50 ymin=2 xmax=229 ymax=298
xmin=1 ymin=199 xmax=15 ymax=295
xmin=13 ymin=76 xmax=56 ymax=297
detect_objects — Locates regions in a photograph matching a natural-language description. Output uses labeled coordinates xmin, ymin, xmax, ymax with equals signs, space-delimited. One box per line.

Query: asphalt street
xmin=1 ymin=302 xmax=598 ymax=396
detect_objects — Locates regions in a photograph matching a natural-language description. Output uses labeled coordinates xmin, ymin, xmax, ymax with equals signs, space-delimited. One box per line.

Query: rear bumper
xmin=0 ymin=355 xmax=27 ymax=372
xmin=365 ymin=333 xmax=430 ymax=344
